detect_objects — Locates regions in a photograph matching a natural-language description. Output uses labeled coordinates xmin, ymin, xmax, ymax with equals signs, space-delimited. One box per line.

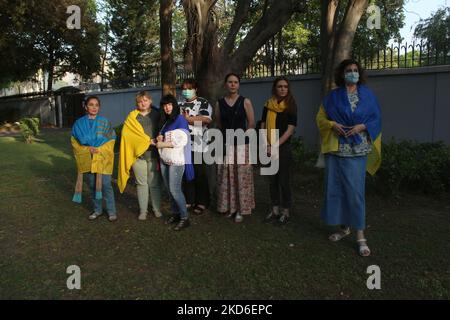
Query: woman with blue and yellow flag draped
xmin=316 ymin=59 xmax=382 ymax=257
xmin=117 ymin=91 xmax=162 ymax=221
xmin=71 ymin=96 xmax=117 ymax=222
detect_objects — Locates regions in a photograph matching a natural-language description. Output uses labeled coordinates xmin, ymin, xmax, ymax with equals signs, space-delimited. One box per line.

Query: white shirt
xmin=178 ymin=97 xmax=213 ymax=153
xmin=159 ymin=129 xmax=189 ymax=166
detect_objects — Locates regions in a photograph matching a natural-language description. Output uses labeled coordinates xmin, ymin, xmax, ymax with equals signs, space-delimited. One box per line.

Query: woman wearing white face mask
xmin=178 ymin=79 xmax=213 ymax=215
xmin=316 ymin=59 xmax=382 ymax=257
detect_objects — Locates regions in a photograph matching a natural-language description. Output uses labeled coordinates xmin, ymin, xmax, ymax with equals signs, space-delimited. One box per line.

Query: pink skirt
xmin=216 ymin=144 xmax=255 ymax=215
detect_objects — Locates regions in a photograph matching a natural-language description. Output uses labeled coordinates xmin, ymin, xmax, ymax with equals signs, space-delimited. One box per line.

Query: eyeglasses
xmin=345 ymin=68 xmax=359 ymax=73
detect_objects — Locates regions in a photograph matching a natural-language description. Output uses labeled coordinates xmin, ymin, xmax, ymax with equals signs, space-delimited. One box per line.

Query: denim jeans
xmin=160 ymin=162 xmax=188 ymax=219
xmin=86 ymin=173 xmax=116 ymax=216
xmin=132 ymin=158 xmax=162 ymax=214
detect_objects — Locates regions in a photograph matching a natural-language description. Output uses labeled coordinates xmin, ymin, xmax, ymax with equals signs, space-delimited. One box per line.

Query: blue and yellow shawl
xmin=317 ymin=85 xmax=382 ymax=175
xmin=71 ymin=115 xmax=116 ymax=203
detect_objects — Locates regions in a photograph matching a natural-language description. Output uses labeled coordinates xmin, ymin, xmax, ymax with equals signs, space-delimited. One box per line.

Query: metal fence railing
xmin=77 ymin=40 xmax=450 ymax=91
xmin=355 ymin=41 xmax=449 ymax=70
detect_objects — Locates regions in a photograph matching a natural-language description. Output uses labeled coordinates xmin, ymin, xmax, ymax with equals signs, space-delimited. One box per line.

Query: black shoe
xmin=165 ymin=215 xmax=180 ymax=225
xmin=278 ymin=213 xmax=289 ymax=224
xmin=226 ymin=211 xmax=236 ymax=219
xmin=263 ymin=210 xmax=280 ymax=223
xmin=173 ymin=218 xmax=190 ymax=231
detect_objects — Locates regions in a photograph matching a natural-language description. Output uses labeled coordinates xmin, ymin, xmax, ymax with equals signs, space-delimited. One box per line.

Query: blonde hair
xmin=135 ymin=91 xmax=152 ymax=104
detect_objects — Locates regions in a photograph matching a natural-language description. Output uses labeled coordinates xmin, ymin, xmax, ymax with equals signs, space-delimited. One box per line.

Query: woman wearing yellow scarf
xmin=261 ymin=77 xmax=298 ymax=224
xmin=118 ymin=91 xmax=162 ymax=220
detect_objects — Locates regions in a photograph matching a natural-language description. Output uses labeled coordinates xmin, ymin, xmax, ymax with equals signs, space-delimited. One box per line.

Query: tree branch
xmin=333 ymin=0 xmax=368 ymax=67
xmin=229 ymin=0 xmax=305 ymax=72
xmin=223 ymin=0 xmax=252 ymax=56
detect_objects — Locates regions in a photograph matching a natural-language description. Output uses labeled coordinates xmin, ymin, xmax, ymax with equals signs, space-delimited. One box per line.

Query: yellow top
xmin=316 ymin=104 xmax=382 ymax=175
xmin=117 ymin=109 xmax=151 ymax=193
xmin=71 ymin=137 xmax=115 ymax=175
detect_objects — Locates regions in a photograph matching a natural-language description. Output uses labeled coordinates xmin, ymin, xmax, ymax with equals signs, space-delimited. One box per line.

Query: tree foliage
xmin=414 ymin=7 xmax=450 ymax=47
xmin=0 ymin=0 xmax=101 ymax=91
xmin=105 ymin=0 xmax=159 ymax=87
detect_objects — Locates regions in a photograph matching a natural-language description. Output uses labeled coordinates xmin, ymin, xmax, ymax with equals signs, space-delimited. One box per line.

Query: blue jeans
xmin=87 ymin=173 xmax=116 ymax=217
xmin=160 ymin=162 xmax=187 ymax=219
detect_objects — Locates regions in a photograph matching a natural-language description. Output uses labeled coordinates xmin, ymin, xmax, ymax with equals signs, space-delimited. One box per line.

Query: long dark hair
xmin=334 ymin=59 xmax=367 ymax=87
xmin=271 ymin=76 xmax=297 ymax=115
xmin=159 ymin=94 xmax=180 ymax=126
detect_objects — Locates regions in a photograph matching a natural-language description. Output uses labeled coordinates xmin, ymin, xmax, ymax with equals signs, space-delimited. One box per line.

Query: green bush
xmin=19 ymin=117 xmax=40 ymax=143
xmin=291 ymin=137 xmax=318 ymax=171
xmin=368 ymin=139 xmax=450 ymax=195
xmin=291 ymin=138 xmax=450 ymax=196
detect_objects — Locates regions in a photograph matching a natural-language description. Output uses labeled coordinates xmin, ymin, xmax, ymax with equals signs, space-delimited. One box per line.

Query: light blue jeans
xmin=160 ymin=162 xmax=188 ymax=219
xmin=87 ymin=173 xmax=116 ymax=217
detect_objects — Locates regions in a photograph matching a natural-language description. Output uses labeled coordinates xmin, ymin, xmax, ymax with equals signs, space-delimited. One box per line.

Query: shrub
xmin=291 ymin=138 xmax=450 ymax=196
xmin=368 ymin=139 xmax=450 ymax=195
xmin=291 ymin=137 xmax=319 ymax=171
xmin=19 ymin=117 xmax=40 ymax=143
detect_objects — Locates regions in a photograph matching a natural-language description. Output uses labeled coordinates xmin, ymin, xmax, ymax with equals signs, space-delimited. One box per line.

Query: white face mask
xmin=182 ymin=89 xmax=196 ymax=100
xmin=345 ymin=71 xmax=360 ymax=84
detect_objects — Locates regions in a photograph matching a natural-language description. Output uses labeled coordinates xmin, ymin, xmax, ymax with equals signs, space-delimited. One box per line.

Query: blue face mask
xmin=345 ymin=71 xmax=360 ymax=84
xmin=182 ymin=89 xmax=196 ymax=100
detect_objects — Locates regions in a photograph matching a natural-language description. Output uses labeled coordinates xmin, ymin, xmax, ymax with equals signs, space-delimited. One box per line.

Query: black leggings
xmin=183 ymin=156 xmax=210 ymax=207
xmin=269 ymin=143 xmax=293 ymax=209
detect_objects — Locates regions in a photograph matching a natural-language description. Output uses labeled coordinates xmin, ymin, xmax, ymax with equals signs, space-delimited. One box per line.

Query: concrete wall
xmin=86 ymin=65 xmax=450 ymax=145
xmin=0 ymin=96 xmax=55 ymax=125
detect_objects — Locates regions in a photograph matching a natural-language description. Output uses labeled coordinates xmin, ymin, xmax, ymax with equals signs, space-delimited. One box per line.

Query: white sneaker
xmin=234 ymin=212 xmax=243 ymax=223
xmin=153 ymin=211 xmax=163 ymax=218
xmin=138 ymin=212 xmax=147 ymax=221
xmin=108 ymin=215 xmax=118 ymax=222
xmin=88 ymin=212 xmax=102 ymax=220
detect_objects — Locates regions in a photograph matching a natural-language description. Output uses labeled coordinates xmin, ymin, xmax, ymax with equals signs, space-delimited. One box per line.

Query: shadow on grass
xmin=30 ymin=154 xmax=94 ymax=213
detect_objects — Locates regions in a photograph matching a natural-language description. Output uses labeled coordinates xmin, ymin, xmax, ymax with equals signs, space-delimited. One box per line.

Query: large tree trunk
xmin=320 ymin=0 xmax=368 ymax=96
xmin=101 ymin=25 xmax=109 ymax=91
xmin=182 ymin=0 xmax=306 ymax=103
xmin=47 ymin=62 xmax=54 ymax=92
xmin=321 ymin=0 xmax=340 ymax=95
xmin=160 ymin=0 xmax=177 ymax=96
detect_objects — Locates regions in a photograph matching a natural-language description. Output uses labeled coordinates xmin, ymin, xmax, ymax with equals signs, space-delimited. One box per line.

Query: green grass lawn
xmin=0 ymin=130 xmax=449 ymax=299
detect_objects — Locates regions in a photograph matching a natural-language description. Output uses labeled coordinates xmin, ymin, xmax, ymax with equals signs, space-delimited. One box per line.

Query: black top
xmin=136 ymin=106 xmax=161 ymax=160
xmin=218 ymin=95 xmax=249 ymax=145
xmin=218 ymin=96 xmax=247 ymax=130
xmin=261 ymin=107 xmax=297 ymax=144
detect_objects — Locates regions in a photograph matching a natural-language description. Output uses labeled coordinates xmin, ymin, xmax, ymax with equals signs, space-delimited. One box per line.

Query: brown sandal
xmin=193 ymin=205 xmax=207 ymax=215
